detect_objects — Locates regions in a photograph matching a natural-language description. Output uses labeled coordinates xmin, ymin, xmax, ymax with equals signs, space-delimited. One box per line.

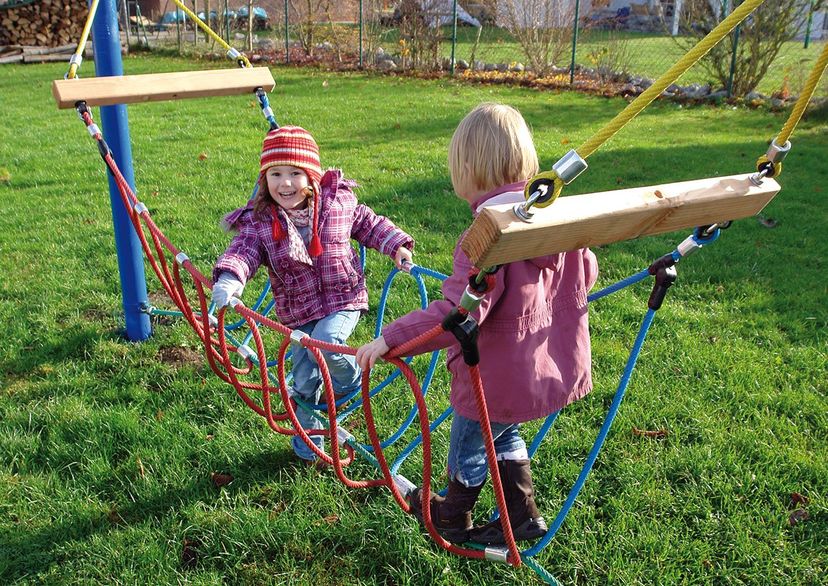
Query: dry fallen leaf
xmin=791 ymin=492 xmax=810 ymax=507
xmin=181 ymin=537 xmax=200 ymax=568
xmin=788 ymin=509 xmax=809 ymax=526
xmin=632 ymin=427 xmax=668 ymax=439
xmin=107 ymin=507 xmax=125 ymax=525
xmin=211 ymin=472 xmax=234 ymax=488
xmin=0 ymin=168 xmax=11 ymax=183
xmin=654 ymin=190 xmax=663 ymax=198
xmin=560 ymin=137 xmax=570 ymax=145
xmin=198 ymin=152 xmax=208 ymax=161
xmin=136 ymin=457 xmax=145 ymax=479
xmin=322 ymin=79 xmax=329 ymax=88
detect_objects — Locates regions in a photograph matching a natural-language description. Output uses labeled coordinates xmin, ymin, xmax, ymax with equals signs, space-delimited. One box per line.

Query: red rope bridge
xmin=77 ymin=105 xmax=525 ymax=567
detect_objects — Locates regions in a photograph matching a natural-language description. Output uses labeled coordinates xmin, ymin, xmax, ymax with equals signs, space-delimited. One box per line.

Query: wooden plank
xmin=52 ymin=67 xmax=276 ymax=109
xmin=461 ymin=173 xmax=781 ymax=267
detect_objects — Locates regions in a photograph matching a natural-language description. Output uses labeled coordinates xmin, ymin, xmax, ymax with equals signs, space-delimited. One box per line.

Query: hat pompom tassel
xmin=308 ymin=184 xmax=323 ymax=257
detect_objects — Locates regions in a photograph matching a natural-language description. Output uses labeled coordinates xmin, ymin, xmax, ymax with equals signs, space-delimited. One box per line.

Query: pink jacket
xmin=214 ymin=169 xmax=414 ymax=328
xmin=382 ymin=182 xmax=598 ymax=424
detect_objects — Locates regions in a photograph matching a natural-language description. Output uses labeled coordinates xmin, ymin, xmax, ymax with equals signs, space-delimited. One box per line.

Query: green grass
xmin=1 ymin=56 xmax=826 ymax=585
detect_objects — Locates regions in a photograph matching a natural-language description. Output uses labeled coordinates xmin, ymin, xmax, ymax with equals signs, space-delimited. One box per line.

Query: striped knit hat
xmin=260 ymin=126 xmax=323 ymax=256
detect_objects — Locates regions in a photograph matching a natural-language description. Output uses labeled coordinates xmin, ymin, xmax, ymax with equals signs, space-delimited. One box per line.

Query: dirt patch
xmin=157 ymin=345 xmax=203 ymax=368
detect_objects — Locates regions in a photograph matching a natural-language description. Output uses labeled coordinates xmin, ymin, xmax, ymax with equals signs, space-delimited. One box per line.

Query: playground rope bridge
xmin=54 ymin=0 xmax=828 ymax=581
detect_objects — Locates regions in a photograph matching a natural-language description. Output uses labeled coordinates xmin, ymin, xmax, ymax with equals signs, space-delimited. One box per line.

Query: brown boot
xmin=469 ymin=459 xmax=548 ymax=545
xmin=408 ymin=478 xmax=483 ymax=544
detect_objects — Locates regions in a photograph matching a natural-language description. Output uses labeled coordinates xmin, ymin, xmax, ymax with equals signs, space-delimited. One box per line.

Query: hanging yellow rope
xmin=65 ymin=0 xmax=101 ymax=79
xmin=576 ymin=0 xmax=768 ymax=160
xmin=169 ymin=0 xmax=252 ymax=68
xmin=523 ymin=0 xmax=768 ymax=209
xmin=777 ymin=41 xmax=828 ymax=146
xmin=754 ymin=40 xmax=828 ymax=178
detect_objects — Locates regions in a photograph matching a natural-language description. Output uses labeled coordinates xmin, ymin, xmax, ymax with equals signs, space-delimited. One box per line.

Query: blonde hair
xmin=448 ymin=103 xmax=539 ymax=197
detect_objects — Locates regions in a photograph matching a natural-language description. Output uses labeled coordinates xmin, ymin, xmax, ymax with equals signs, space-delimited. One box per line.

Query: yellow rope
xmin=65 ymin=0 xmax=101 ymax=79
xmin=169 ymin=0 xmax=252 ymax=67
xmin=575 ymin=0 xmax=767 ymax=160
xmin=776 ymin=41 xmax=828 ymax=145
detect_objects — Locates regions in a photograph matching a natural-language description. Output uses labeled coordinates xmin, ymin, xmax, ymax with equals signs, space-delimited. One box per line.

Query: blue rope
xmin=197 ymin=225 xmax=713 ymax=583
xmin=522 ymin=308 xmax=656 ymax=557
xmin=256 ymin=89 xmax=279 ymax=130
xmin=391 ymin=405 xmax=455 ymax=475
xmin=588 ymin=268 xmax=650 ymax=302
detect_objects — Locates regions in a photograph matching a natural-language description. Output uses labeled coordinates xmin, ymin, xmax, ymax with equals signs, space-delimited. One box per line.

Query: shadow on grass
xmin=0 ymin=448 xmax=304 ymax=581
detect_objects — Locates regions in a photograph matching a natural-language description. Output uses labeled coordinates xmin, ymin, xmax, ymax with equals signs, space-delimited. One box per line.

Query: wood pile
xmin=0 ymin=43 xmax=94 ymax=64
xmin=0 ymin=0 xmax=89 ymax=48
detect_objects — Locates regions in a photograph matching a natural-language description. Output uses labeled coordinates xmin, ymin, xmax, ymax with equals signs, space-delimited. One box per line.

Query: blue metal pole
xmin=92 ymin=0 xmax=152 ymax=341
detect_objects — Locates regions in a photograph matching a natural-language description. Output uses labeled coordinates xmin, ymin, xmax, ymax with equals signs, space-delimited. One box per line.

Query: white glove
xmin=212 ymin=273 xmax=244 ymax=308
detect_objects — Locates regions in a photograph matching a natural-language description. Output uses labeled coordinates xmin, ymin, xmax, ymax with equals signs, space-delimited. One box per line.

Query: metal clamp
xmin=290 ymin=329 xmax=309 ymax=344
xmin=552 ymin=149 xmax=589 ymax=184
xmin=393 ymin=474 xmax=416 ymax=497
xmin=336 ymin=427 xmax=355 ymax=444
xmin=237 ymin=344 xmax=255 ymax=360
xmin=484 ymin=547 xmax=510 ymax=563
xmin=175 ymin=252 xmax=189 ymax=264
xmin=766 ymin=139 xmax=791 ymax=164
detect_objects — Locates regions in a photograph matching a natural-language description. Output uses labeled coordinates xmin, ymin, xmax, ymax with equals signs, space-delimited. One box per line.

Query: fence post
xmin=121 ymin=0 xmax=131 ymax=48
xmin=176 ymin=6 xmax=182 ymax=54
xmin=450 ymin=0 xmax=458 ymax=75
xmin=727 ymin=24 xmax=740 ymax=97
xmin=570 ymin=0 xmax=581 ymax=85
xmin=359 ymin=0 xmax=364 ymax=69
xmin=803 ymin=0 xmax=815 ymax=49
xmin=284 ymin=0 xmax=289 ymax=64
xmin=672 ymin=0 xmax=683 ymax=36
xmin=224 ymin=0 xmax=229 ymax=42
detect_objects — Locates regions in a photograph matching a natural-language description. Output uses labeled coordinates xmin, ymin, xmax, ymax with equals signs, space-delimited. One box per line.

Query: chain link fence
xmin=129 ymin=1 xmax=827 ymax=101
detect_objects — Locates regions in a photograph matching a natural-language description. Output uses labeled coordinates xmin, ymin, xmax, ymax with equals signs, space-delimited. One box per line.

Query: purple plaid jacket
xmin=214 ymin=169 xmax=414 ymax=328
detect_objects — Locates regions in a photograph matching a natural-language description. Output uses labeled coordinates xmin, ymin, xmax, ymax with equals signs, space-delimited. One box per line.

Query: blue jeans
xmin=289 ymin=310 xmax=361 ymax=461
xmin=447 ymin=413 xmax=529 ymax=488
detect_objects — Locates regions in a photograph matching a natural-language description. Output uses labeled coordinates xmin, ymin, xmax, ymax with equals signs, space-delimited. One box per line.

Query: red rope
xmin=79 ymin=108 xmax=523 ymax=566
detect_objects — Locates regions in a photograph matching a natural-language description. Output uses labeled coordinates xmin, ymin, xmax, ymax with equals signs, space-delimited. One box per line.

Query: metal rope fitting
xmin=766 ymin=139 xmax=791 ymax=164
xmin=752 ymin=138 xmax=790 ymax=183
xmin=237 ymin=344 xmax=256 ymax=360
xmin=290 ymin=329 xmax=309 ymax=344
xmin=515 ymin=150 xmax=586 ymax=220
xmin=393 ymin=474 xmax=416 ymax=497
xmin=484 ymin=547 xmax=510 ymax=563
xmin=552 ymin=149 xmax=589 ymax=184
xmin=458 ymin=287 xmax=486 ymax=314
xmin=336 ymin=427 xmax=355 ymax=444
xmin=676 ymin=235 xmax=701 ymax=258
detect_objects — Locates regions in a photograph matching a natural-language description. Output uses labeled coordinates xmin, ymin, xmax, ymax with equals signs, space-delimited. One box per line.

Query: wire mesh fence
xmin=128 ymin=1 xmax=827 ymax=101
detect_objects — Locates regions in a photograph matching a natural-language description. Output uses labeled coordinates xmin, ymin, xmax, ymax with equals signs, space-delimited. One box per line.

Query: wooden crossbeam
xmin=461 ymin=173 xmax=781 ymax=267
xmin=52 ymin=67 xmax=276 ymax=109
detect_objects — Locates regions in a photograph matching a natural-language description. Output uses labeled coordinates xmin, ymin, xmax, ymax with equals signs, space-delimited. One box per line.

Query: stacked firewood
xmin=0 ymin=0 xmax=89 ymax=48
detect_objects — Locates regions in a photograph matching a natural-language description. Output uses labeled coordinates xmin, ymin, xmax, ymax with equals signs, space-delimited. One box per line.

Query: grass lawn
xmin=0 ymin=56 xmax=826 ymax=585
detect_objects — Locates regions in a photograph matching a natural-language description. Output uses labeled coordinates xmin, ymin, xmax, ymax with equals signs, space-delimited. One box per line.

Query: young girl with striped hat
xmin=212 ymin=126 xmax=414 ymax=466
